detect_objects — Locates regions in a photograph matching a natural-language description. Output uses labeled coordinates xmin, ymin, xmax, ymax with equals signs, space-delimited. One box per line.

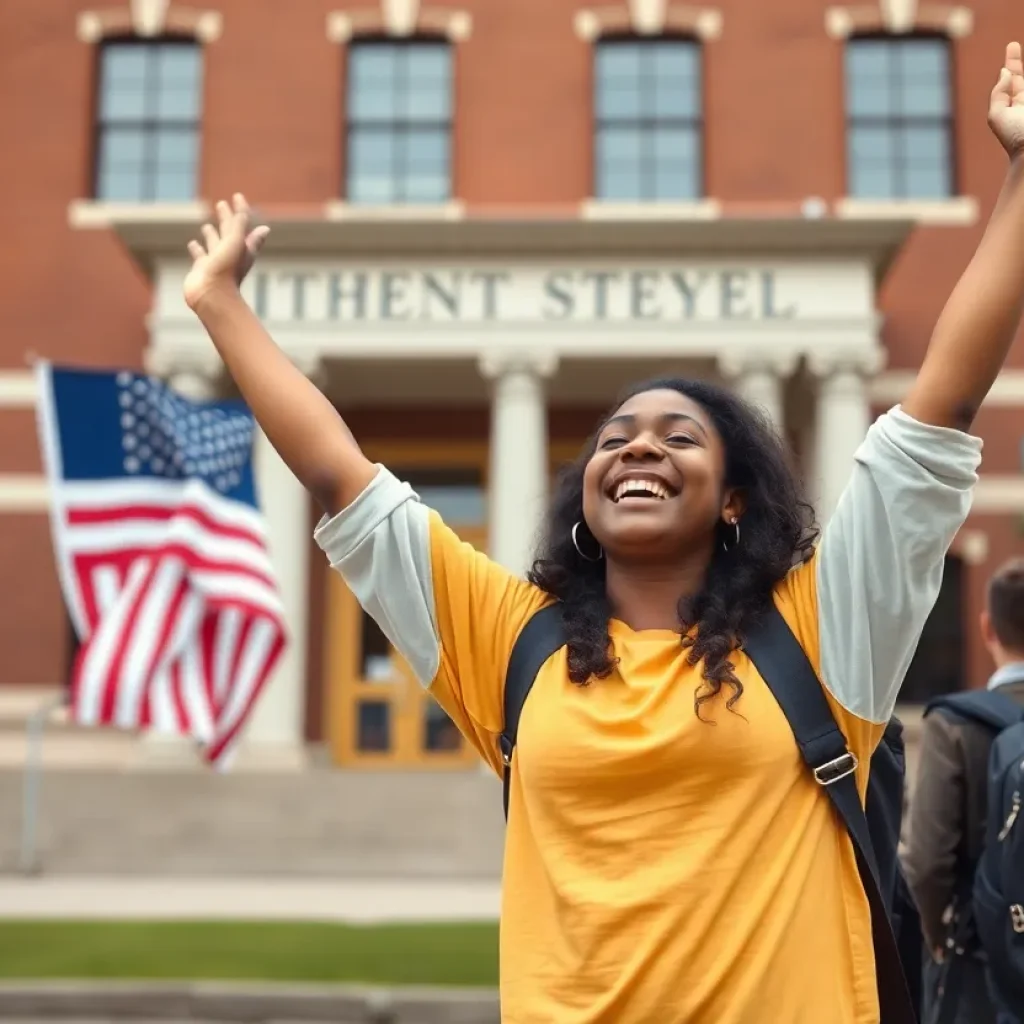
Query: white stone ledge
xmin=871 ymin=369 xmax=1024 ymax=406
xmin=580 ymin=198 xmax=721 ymax=221
xmin=323 ymin=200 xmax=465 ymax=221
xmin=68 ymin=200 xmax=210 ymax=229
xmin=0 ymin=475 xmax=49 ymax=512
xmin=834 ymin=196 xmax=979 ymax=226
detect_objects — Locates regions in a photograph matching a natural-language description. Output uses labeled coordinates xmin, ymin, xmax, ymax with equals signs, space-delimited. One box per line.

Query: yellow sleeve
xmin=426 ymin=513 xmax=549 ymax=772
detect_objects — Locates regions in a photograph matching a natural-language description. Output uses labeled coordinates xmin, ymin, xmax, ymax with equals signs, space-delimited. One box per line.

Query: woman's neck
xmin=604 ymin=555 xmax=710 ymax=632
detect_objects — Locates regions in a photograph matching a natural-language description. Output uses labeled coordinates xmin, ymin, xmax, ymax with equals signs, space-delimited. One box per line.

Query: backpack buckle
xmin=813 ymin=752 xmax=859 ymax=786
xmin=498 ymin=734 xmax=514 ymax=768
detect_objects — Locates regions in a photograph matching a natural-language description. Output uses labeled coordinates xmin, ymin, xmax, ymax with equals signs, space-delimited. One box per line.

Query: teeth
xmin=614 ymin=478 xmax=669 ymax=501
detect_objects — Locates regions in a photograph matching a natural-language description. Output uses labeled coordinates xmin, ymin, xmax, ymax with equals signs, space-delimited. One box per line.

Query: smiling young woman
xmin=180 ymin=43 xmax=1024 ymax=1024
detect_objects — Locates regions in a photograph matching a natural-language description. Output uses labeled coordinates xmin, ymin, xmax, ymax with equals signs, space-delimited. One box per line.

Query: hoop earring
xmin=572 ymin=521 xmax=603 ymax=563
xmin=721 ymin=518 xmax=740 ymax=553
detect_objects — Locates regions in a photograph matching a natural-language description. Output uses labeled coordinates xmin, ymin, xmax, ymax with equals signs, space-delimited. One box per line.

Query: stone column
xmin=808 ymin=351 xmax=885 ymax=525
xmin=240 ymin=418 xmax=311 ymax=770
xmin=719 ymin=352 xmax=797 ymax=434
xmin=479 ymin=352 xmax=557 ymax=578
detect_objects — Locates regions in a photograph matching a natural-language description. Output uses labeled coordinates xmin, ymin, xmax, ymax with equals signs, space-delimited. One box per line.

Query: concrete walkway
xmin=0 ymin=876 xmax=501 ymax=923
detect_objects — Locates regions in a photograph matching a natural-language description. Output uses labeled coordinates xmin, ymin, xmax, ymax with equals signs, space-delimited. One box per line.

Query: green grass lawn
xmin=0 ymin=920 xmax=499 ymax=987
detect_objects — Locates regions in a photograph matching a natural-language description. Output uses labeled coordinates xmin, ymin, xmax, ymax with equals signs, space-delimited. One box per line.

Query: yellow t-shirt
xmin=315 ymin=407 xmax=982 ymax=1023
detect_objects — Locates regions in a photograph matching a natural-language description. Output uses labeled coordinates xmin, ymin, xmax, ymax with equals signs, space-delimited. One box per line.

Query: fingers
xmin=1007 ymin=41 xmax=1022 ymax=76
xmin=187 ymin=240 xmax=205 ymax=260
xmin=201 ymin=223 xmax=219 ymax=250
xmin=245 ymin=225 xmax=271 ymax=256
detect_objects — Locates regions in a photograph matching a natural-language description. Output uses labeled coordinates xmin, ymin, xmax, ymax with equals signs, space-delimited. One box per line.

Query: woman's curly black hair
xmin=527 ymin=377 xmax=819 ymax=717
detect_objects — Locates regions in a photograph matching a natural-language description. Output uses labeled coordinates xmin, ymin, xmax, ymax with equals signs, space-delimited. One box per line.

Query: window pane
xmin=598 ymin=126 xmax=643 ymax=165
xmin=349 ymin=171 xmax=396 ymax=204
xmin=152 ymin=169 xmax=195 ymax=201
xmin=403 ymin=80 xmax=449 ymax=122
xmin=846 ymin=40 xmax=891 ymax=92
xmin=650 ymin=42 xmax=700 ymax=119
xmin=154 ymin=128 xmax=197 ymax=170
xmin=423 ymin=698 xmax=463 ymax=753
xmin=154 ymin=45 xmax=201 ymax=121
xmin=904 ymin=162 xmax=950 ymax=198
xmin=99 ymin=46 xmax=149 ymax=122
xmin=652 ymin=128 xmax=699 ymax=199
xmin=97 ymin=167 xmax=145 ymax=201
xmin=597 ymin=160 xmax=643 ymax=200
xmin=350 ymin=130 xmax=394 ymax=175
xmin=653 ymin=165 xmax=698 ymax=200
xmin=406 ymin=45 xmax=449 ymax=88
xmin=897 ymin=42 xmax=949 ymax=117
xmin=349 ymin=47 xmax=398 ymax=122
xmin=356 ymin=700 xmax=391 ymax=752
xmin=596 ymin=43 xmax=642 ymax=120
xmin=99 ymin=127 xmax=146 ymax=167
xmin=396 ymin=467 xmax=484 ymax=524
xmin=848 ymin=126 xmax=897 ymax=197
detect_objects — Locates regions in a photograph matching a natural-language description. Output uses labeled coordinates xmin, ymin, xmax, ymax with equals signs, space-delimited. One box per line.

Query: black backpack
xmin=500 ymin=602 xmax=921 ymax=1024
xmin=924 ymin=689 xmax=1024 ymax=1013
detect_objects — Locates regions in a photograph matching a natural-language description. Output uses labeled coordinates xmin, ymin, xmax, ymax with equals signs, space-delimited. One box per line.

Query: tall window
xmin=594 ymin=38 xmax=703 ymax=201
xmin=94 ymin=39 xmax=203 ymax=202
xmin=845 ymin=36 xmax=954 ymax=199
xmin=346 ymin=40 xmax=452 ymax=204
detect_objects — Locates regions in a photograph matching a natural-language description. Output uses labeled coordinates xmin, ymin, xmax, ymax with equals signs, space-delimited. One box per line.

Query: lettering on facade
xmin=249 ymin=268 xmax=799 ymax=323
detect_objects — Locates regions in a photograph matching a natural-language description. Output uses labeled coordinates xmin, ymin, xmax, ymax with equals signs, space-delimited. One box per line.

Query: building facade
xmin=2 ymin=0 xmax=1023 ymax=776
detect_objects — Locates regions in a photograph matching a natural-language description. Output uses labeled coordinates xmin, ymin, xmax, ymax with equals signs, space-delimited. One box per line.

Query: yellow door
xmin=324 ymin=448 xmax=487 ymax=769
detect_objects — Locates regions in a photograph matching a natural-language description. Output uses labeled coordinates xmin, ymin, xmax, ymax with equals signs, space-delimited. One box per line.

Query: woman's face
xmin=582 ymin=388 xmax=737 ymax=564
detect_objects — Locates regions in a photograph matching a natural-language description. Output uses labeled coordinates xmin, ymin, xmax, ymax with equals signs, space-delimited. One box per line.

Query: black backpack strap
xmin=500 ymin=603 xmax=566 ymax=820
xmin=925 ymin=689 xmax=1023 ymax=734
xmin=744 ymin=602 xmax=918 ymax=1024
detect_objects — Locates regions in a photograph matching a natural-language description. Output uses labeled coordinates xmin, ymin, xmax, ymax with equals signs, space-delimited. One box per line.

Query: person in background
xmin=904 ymin=558 xmax=1024 ymax=1024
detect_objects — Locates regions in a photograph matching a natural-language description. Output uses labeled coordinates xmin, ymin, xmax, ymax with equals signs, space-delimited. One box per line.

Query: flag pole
xmin=19 ymin=690 xmax=68 ymax=874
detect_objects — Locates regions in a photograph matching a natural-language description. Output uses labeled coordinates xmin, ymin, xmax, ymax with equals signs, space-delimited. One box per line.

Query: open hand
xmin=183 ymin=193 xmax=270 ymax=310
xmin=989 ymin=42 xmax=1024 ymax=158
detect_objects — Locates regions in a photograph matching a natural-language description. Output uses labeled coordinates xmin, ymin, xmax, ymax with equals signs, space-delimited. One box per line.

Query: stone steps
xmin=0 ymin=686 xmax=139 ymax=769
xmin=0 ymin=765 xmax=505 ymax=879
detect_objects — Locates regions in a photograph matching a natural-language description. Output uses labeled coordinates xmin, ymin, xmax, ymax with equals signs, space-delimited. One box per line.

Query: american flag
xmin=35 ymin=362 xmax=287 ymax=766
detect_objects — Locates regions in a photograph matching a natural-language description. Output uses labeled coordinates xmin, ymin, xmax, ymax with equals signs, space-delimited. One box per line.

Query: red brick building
xmin=1 ymin=0 xmax=1022 ymax=773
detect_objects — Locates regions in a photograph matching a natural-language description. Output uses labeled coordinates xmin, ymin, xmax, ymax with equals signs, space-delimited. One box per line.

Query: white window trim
xmin=580 ymin=199 xmax=721 ymax=220
xmin=77 ymin=4 xmax=223 ymax=43
xmin=327 ymin=8 xmax=471 ymax=42
xmin=824 ymin=4 xmax=973 ymax=39
xmin=835 ymin=196 xmax=979 ymax=225
xmin=574 ymin=5 xmax=723 ymax=41
xmin=68 ymin=200 xmax=210 ymax=229
xmin=324 ymin=200 xmax=465 ymax=221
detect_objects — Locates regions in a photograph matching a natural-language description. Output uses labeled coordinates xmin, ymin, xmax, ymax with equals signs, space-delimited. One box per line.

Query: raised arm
xmin=903 ymin=42 xmax=1024 ymax=430
xmin=794 ymin=51 xmax=1024 ymax=731
xmin=183 ymin=193 xmax=375 ymax=514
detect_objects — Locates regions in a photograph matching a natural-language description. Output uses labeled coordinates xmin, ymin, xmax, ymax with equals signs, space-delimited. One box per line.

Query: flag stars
xmin=115 ymin=373 xmax=251 ymax=493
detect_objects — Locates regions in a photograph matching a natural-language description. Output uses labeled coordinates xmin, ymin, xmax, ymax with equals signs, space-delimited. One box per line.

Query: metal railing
xmin=19 ymin=690 xmax=70 ymax=874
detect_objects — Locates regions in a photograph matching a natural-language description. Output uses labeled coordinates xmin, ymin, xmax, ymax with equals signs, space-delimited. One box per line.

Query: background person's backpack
xmin=923 ymin=689 xmax=1024 ymax=1014
xmin=500 ymin=601 xmax=921 ymax=1024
